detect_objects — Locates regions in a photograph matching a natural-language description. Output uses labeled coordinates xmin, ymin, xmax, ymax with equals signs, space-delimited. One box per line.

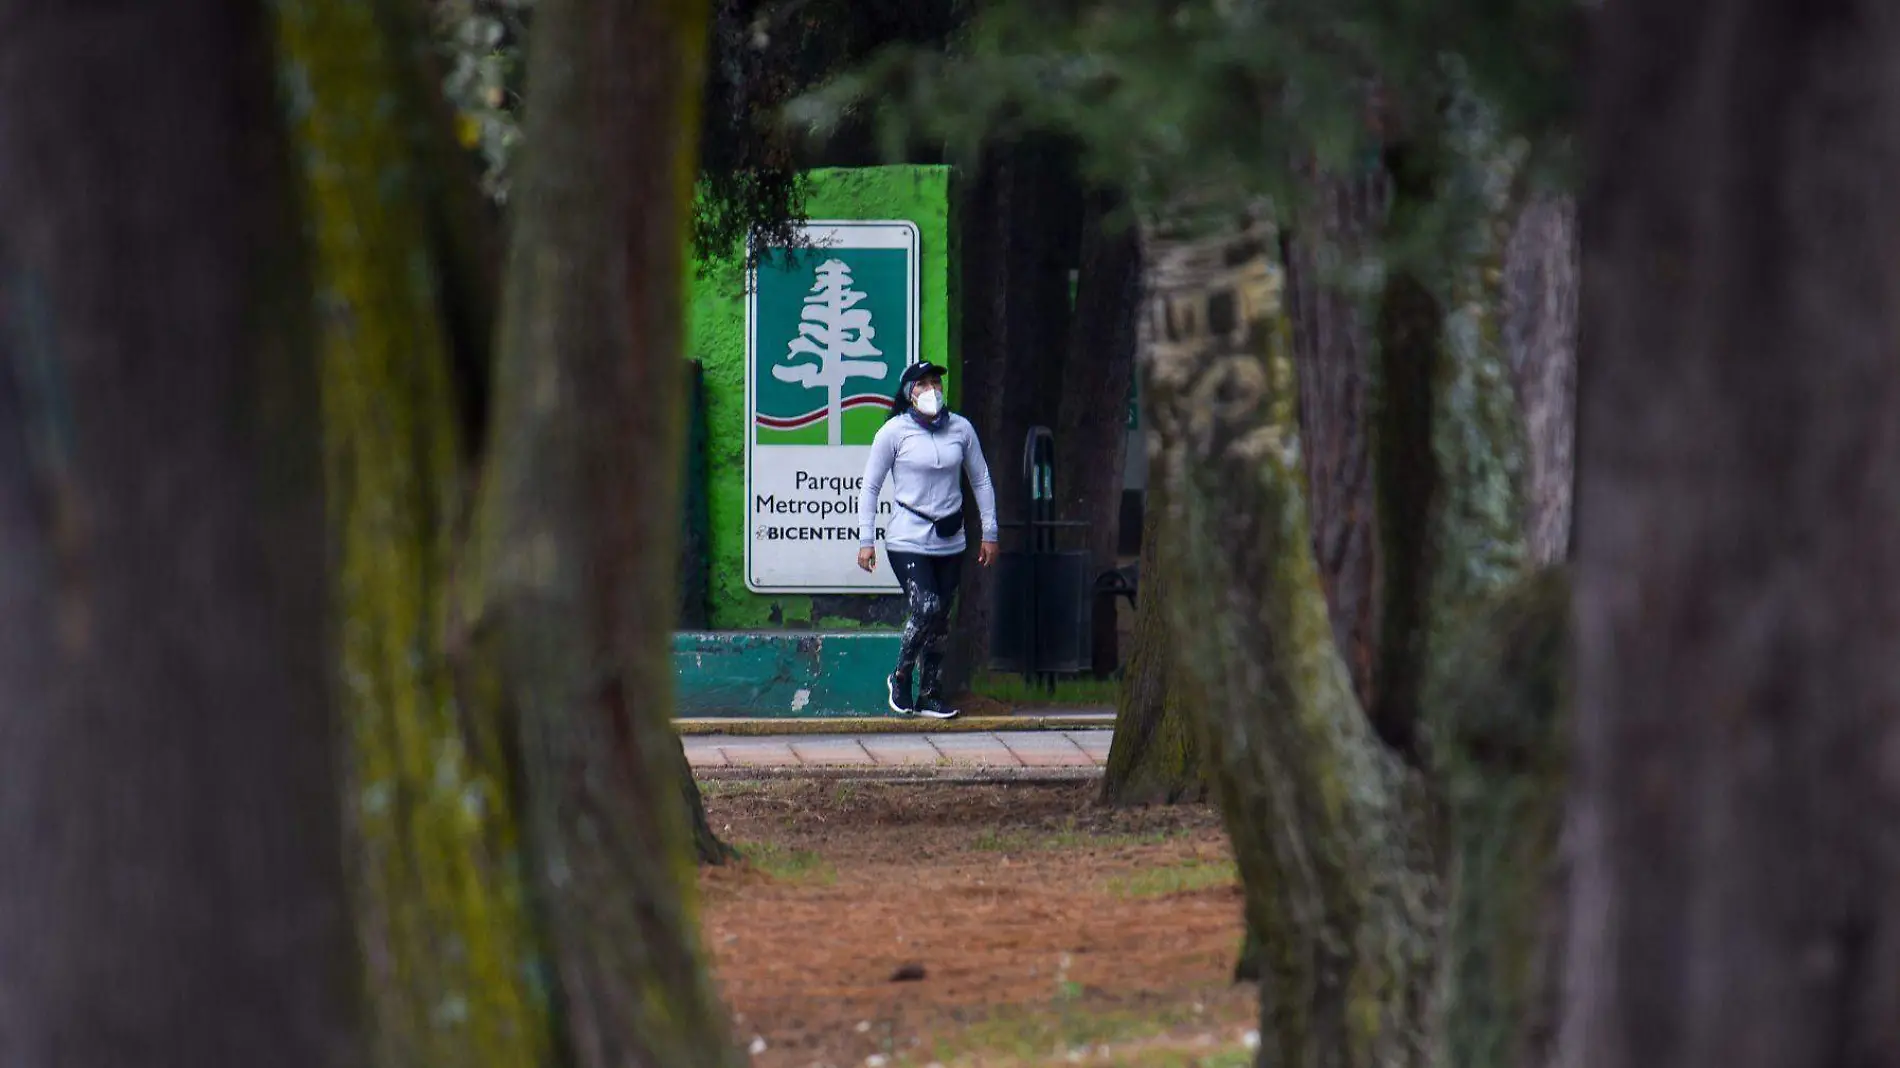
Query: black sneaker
xmin=886 ymin=672 xmax=914 ymax=715
xmin=914 ymin=695 xmax=958 ymax=720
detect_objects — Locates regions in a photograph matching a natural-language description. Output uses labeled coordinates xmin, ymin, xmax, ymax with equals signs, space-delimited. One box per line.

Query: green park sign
xmin=745 ymin=221 xmax=921 ymax=593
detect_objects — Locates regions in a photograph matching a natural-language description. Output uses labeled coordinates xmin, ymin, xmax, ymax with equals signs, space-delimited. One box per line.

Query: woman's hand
xmin=978 ymin=541 xmax=999 ymax=567
xmin=857 ymin=546 xmax=876 ymax=573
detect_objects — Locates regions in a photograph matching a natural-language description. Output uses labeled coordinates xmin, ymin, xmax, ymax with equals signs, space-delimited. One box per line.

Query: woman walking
xmin=857 ymin=361 xmax=998 ymax=718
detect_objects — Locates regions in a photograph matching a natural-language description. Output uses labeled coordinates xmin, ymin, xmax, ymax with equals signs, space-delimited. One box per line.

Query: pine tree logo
xmin=769 ymin=259 xmax=887 ymax=446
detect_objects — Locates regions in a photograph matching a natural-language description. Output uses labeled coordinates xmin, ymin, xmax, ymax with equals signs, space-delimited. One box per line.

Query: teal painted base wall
xmin=689 ymin=165 xmax=954 ymax=630
xmin=673 ymin=631 xmax=903 ymax=718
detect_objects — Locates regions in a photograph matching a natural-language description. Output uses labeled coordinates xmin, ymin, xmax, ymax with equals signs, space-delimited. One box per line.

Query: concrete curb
xmin=694 ymin=764 xmax=1103 ymax=784
xmin=676 ymin=715 xmax=1114 ymax=736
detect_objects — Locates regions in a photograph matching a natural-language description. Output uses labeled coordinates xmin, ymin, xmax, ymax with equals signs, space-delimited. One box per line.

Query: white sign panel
xmin=745 ymin=221 xmax=921 ymax=593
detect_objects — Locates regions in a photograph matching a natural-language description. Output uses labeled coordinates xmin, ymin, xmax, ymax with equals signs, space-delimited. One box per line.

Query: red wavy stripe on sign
xmin=755 ymin=395 xmax=893 ymax=430
xmin=756 ymin=410 xmax=824 ymax=429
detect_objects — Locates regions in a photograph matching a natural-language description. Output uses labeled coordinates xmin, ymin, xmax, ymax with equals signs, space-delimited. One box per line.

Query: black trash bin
xmin=986 ymin=426 xmax=1093 ymax=688
xmin=989 ymin=548 xmax=1093 ymax=675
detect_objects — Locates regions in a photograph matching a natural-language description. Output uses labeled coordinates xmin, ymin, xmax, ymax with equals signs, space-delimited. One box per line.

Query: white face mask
xmin=913 ymin=387 xmax=943 ymax=417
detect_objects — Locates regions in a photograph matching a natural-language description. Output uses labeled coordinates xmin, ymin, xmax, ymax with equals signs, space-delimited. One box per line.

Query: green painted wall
xmin=689 ymin=165 xmax=955 ymax=630
xmin=673 ymin=631 xmax=904 ymax=717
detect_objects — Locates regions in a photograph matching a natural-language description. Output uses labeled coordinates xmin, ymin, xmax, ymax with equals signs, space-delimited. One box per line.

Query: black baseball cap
xmin=898 ymin=361 xmax=947 ymax=389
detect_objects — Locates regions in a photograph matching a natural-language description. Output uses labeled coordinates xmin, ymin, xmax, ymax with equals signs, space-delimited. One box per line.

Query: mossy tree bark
xmin=1247 ymin=167 xmax=1394 ymax=991
xmin=1402 ymin=141 xmax=1575 ymax=1068
xmin=1430 ymin=569 xmax=1569 ymax=1068
xmin=1096 ymin=191 xmax=1211 ymax=809
xmin=1424 ymin=190 xmax=1577 ymax=1068
xmin=1142 ymin=211 xmax=1440 ymax=1068
xmin=472 ymin=0 xmax=741 ymax=1061
xmin=1100 ymin=475 xmax=1206 ymax=805
xmin=1425 ymin=168 xmax=1579 ymax=1068
xmin=0 ymin=2 xmax=358 ymax=1062
xmin=278 ymin=0 xmax=733 ymax=1061
xmin=272 ymin=2 xmax=550 ymax=1062
xmin=1139 ymin=164 xmax=1569 ymax=1064
xmin=0 ymin=0 xmax=735 ymax=1063
xmin=1565 ymin=3 xmax=1900 ymax=1064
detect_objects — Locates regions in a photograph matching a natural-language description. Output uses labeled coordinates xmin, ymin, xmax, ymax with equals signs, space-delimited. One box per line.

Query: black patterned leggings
xmin=886 ymin=550 xmax=964 ymax=700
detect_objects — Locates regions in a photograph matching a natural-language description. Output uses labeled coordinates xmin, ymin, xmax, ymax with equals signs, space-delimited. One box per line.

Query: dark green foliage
xmin=793 ymin=0 xmax=1578 ymax=274
xmin=696 ymin=0 xmax=968 ymax=260
xmin=695 ymin=0 xmax=810 ymax=259
xmin=431 ymin=0 xmax=970 ymax=265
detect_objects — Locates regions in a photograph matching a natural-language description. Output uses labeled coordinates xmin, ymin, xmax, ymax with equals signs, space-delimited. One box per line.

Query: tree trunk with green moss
xmin=1423 ymin=169 xmax=1579 ymax=1068
xmin=1139 ymin=167 xmax=1572 ymax=1064
xmin=1244 ymin=169 xmax=1393 ymax=993
xmin=1143 ymin=211 xmax=1440 ymax=1067
xmin=277 ymin=0 xmax=733 ymax=1061
xmin=1100 ymin=476 xmax=1206 ymax=805
xmin=472 ymin=0 xmax=740 ymax=1061
xmin=1426 ymin=190 xmax=1577 ymax=1068
xmin=1430 ymin=568 xmax=1569 ymax=1068
xmin=0 ymin=2 xmax=358 ymax=1061
xmin=272 ymin=3 xmax=551 ymax=1062
xmin=1083 ymin=189 xmax=1204 ymax=806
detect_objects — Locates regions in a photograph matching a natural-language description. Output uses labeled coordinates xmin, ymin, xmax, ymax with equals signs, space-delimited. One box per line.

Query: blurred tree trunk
xmin=282 ymin=0 xmax=732 ymax=1061
xmin=1428 ymin=191 xmax=1577 ymax=1068
xmin=1431 ymin=567 xmax=1569 ymax=1068
xmin=1283 ymin=174 xmax=1386 ymax=711
xmin=1564 ymin=3 xmax=1900 ymax=1066
xmin=945 ymin=136 xmax=1083 ymax=698
xmin=273 ymin=1 xmax=550 ymax=1061
xmin=1098 ymin=208 xmax=1203 ymax=809
xmin=1141 ymin=158 xmax=1563 ymax=1064
xmin=1255 ymin=169 xmax=1392 ymax=995
xmin=1281 ymin=155 xmax=1446 ymax=765
xmin=1142 ymin=210 xmax=1439 ymax=1067
xmin=0 ymin=2 xmax=357 ymax=1063
xmin=1502 ymin=195 xmax=1577 ymax=569
xmin=1365 ymin=149 xmax=1449 ymax=767
xmin=678 ymin=361 xmax=713 ymax=628
xmin=1401 ymin=142 xmax=1574 ymax=1068
xmin=473 ymin=0 xmax=741 ymax=1061
xmin=1056 ymin=187 xmax=1143 ymax=677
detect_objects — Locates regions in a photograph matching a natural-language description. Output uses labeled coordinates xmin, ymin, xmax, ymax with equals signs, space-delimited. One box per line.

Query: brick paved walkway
xmin=685 ymin=729 xmax=1111 ymax=773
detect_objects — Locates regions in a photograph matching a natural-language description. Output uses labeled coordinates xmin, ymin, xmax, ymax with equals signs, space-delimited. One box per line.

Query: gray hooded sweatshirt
xmin=859 ymin=411 xmax=998 ymax=556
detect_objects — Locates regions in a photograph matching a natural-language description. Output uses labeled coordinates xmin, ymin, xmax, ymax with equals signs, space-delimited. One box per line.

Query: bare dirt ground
xmin=698 ymin=780 xmax=1258 ymax=1067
